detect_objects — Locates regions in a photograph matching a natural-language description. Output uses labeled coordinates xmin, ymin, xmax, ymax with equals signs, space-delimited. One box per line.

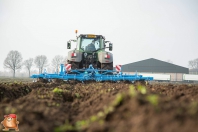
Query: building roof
xmin=121 ymin=58 xmax=189 ymax=73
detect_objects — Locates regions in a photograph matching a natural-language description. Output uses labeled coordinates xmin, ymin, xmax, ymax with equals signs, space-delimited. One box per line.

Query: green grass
xmin=52 ymin=87 xmax=63 ymax=94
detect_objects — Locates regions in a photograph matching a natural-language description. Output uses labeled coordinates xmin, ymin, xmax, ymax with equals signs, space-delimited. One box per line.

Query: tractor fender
xmin=67 ymin=50 xmax=82 ymax=62
xmin=98 ymin=51 xmax=113 ymax=63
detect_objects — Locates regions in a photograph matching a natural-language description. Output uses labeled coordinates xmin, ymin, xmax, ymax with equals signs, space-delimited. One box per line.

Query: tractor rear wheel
xmin=101 ymin=62 xmax=113 ymax=70
xmin=67 ymin=61 xmax=79 ymax=70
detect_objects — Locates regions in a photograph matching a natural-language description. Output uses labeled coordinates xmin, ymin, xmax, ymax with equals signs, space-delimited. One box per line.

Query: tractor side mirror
xmin=67 ymin=42 xmax=71 ymax=49
xmin=109 ymin=43 xmax=113 ymax=51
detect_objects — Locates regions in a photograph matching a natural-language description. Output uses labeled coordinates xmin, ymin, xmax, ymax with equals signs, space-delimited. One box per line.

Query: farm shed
xmin=121 ymin=58 xmax=189 ymax=81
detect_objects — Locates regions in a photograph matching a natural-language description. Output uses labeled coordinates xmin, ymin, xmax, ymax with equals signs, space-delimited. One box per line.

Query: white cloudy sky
xmin=0 ymin=0 xmax=197 ymax=71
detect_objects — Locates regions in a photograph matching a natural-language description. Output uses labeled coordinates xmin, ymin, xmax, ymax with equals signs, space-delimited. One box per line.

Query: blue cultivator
xmin=31 ymin=64 xmax=153 ymax=83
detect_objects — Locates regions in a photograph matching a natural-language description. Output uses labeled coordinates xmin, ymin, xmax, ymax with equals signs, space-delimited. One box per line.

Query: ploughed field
xmin=0 ymin=79 xmax=198 ymax=132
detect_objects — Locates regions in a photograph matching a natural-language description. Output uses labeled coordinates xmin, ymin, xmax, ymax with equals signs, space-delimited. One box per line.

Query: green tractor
xmin=67 ymin=32 xmax=113 ymax=70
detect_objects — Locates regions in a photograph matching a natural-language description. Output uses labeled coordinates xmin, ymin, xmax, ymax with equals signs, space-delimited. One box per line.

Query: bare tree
xmin=195 ymin=58 xmax=198 ymax=68
xmin=4 ymin=50 xmax=23 ymax=77
xmin=63 ymin=56 xmax=68 ymax=64
xmin=24 ymin=58 xmax=34 ymax=77
xmin=34 ymin=55 xmax=48 ymax=74
xmin=51 ymin=55 xmax=64 ymax=73
xmin=189 ymin=60 xmax=195 ymax=69
xmin=189 ymin=58 xmax=198 ymax=69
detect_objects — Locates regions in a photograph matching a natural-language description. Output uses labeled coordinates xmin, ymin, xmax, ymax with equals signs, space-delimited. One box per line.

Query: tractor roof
xmin=78 ymin=34 xmax=105 ymax=40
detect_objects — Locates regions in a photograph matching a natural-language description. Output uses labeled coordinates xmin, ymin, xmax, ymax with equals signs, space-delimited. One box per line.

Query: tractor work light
xmin=71 ymin=53 xmax=77 ymax=57
xmin=105 ymin=54 xmax=110 ymax=59
xmin=86 ymin=34 xmax=96 ymax=38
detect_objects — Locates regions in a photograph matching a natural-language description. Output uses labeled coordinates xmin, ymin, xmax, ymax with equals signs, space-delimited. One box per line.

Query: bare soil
xmin=0 ymin=81 xmax=198 ymax=132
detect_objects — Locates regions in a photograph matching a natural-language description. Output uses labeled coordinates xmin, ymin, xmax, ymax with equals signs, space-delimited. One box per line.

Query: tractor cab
xmin=67 ymin=34 xmax=112 ymax=52
xmin=67 ymin=32 xmax=113 ymax=70
xmin=78 ymin=34 xmax=104 ymax=52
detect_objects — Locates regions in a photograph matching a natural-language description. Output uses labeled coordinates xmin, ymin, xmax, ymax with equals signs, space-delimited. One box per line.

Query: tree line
xmin=3 ymin=50 xmax=198 ymax=77
xmin=3 ymin=50 xmax=67 ymax=77
xmin=189 ymin=58 xmax=198 ymax=69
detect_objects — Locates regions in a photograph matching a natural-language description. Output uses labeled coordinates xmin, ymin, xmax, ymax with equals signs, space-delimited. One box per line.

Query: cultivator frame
xmin=31 ymin=64 xmax=153 ymax=83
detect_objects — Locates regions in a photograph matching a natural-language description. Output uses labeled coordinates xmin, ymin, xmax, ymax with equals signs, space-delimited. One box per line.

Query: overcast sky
xmin=0 ymin=0 xmax=197 ymax=71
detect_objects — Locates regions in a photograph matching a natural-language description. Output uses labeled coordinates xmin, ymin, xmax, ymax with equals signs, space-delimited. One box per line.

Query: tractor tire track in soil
xmin=0 ymin=82 xmax=198 ymax=132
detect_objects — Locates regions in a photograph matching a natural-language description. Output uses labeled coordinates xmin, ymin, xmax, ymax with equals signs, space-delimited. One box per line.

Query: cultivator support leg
xmin=30 ymin=64 xmax=154 ymax=83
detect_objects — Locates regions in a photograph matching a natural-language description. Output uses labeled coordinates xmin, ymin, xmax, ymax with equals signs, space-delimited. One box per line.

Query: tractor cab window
xmin=80 ymin=38 xmax=100 ymax=52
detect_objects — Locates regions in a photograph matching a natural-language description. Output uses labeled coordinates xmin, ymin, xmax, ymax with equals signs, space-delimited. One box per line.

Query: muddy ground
xmin=0 ymin=80 xmax=198 ymax=132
